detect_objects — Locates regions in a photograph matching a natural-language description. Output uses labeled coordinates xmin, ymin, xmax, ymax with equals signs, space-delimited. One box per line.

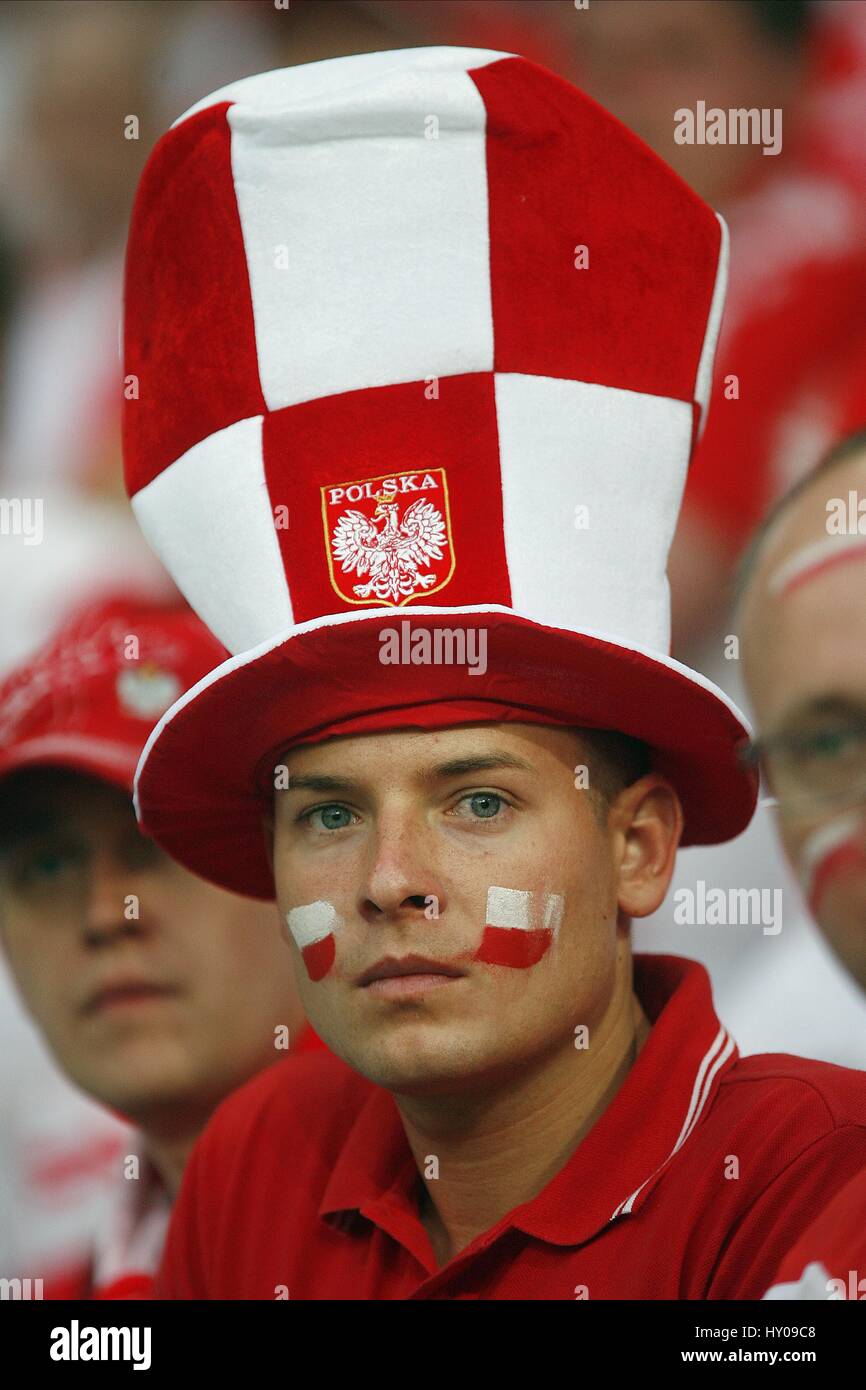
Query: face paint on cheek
xmin=473 ymin=886 xmax=565 ymax=968
xmin=768 ymin=535 xmax=866 ymax=599
xmin=283 ymin=901 xmax=341 ymax=982
xmin=798 ymin=813 xmax=866 ymax=917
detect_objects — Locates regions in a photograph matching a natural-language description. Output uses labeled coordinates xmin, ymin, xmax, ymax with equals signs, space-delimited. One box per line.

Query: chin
xmin=82 ymin=1056 xmax=197 ymax=1115
xmin=351 ymin=1027 xmax=505 ymax=1097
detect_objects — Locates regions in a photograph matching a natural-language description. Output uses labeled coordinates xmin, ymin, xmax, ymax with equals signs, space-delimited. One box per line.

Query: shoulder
xmin=670 ymin=1052 xmax=866 ymax=1297
xmin=766 ymin=1167 xmax=866 ymax=1297
xmin=194 ymin=1050 xmax=374 ymax=1165
xmin=718 ymin=1051 xmax=866 ymax=1134
xmin=157 ymin=1051 xmax=375 ymax=1297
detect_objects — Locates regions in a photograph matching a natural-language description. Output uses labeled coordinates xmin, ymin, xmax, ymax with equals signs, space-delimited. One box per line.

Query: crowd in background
xmin=0 ymin=0 xmax=864 ymax=1283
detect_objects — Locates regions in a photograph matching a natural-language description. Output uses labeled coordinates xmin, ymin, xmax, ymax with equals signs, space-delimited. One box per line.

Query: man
xmin=736 ymin=427 xmax=866 ymax=1299
xmin=121 ymin=47 xmax=866 ymax=1298
xmin=0 ymin=594 xmax=322 ymax=1298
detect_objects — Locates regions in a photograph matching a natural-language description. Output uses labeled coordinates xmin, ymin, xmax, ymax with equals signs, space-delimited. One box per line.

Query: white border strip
xmin=610 ymin=1027 xmax=735 ymax=1220
xmin=692 ymin=211 xmax=729 ymax=438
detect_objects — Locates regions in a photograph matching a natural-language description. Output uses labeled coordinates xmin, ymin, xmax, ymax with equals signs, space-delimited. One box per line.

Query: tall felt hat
xmin=123 ymin=46 xmax=757 ymax=900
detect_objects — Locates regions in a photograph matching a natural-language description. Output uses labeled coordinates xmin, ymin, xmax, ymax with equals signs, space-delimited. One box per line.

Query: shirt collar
xmin=319 ymin=954 xmax=738 ymax=1250
xmin=91 ymin=1133 xmax=172 ymax=1287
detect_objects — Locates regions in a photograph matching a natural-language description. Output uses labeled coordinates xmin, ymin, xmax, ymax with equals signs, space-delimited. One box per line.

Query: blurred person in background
xmin=0 ymin=191 xmax=137 ymax=1286
xmin=736 ymin=427 xmax=866 ymax=1297
xmin=0 ymin=0 xmax=166 ymax=502
xmin=0 ymin=594 xmax=321 ymax=1297
xmin=0 ymin=0 xmax=284 ymax=504
xmin=552 ymin=0 xmax=866 ymax=1061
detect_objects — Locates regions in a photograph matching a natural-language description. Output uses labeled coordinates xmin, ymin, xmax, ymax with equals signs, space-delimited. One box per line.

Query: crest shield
xmin=321 ymin=468 xmax=455 ymax=607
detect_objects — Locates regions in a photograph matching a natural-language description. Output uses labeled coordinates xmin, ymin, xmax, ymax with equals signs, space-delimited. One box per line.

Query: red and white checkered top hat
xmin=124 ymin=46 xmax=757 ymax=900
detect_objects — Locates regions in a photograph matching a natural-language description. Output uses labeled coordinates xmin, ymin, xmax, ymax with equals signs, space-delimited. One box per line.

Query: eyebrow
xmin=283 ymin=752 xmax=537 ymax=794
xmin=426 ymin=753 xmax=536 ymax=778
xmin=284 ymin=774 xmax=364 ymax=794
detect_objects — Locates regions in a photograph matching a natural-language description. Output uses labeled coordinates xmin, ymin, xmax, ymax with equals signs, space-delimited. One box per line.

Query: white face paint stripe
xmin=285 ymin=901 xmax=340 ymax=949
xmin=768 ymin=534 xmax=866 ymax=597
xmin=486 ymin=886 xmax=532 ymax=930
xmin=485 ymin=887 xmax=565 ymax=934
xmin=799 ymin=813 xmax=863 ymax=898
xmin=543 ymin=893 xmax=565 ymax=939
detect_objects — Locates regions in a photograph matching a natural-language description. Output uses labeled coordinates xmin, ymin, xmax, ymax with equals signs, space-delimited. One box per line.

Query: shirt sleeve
xmin=706 ymin=1124 xmax=866 ymax=1300
xmin=761 ymin=1168 xmax=866 ymax=1299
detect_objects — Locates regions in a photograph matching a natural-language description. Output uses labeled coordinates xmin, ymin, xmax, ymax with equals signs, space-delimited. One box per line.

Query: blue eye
xmin=306 ymin=805 xmax=354 ymax=831
xmin=463 ymin=793 xmax=502 ymax=819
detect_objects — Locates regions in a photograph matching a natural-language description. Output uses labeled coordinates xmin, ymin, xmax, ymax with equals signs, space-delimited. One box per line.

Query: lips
xmin=356 ymin=954 xmax=466 ymax=988
xmin=82 ymin=980 xmax=174 ymax=1015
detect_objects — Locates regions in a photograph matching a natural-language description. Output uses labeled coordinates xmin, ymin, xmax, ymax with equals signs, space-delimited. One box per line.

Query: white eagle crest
xmin=331 ymin=493 xmax=447 ymax=603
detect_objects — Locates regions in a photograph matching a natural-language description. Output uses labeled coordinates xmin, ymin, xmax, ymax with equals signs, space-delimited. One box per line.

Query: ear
xmin=610 ymin=774 xmax=682 ymax=918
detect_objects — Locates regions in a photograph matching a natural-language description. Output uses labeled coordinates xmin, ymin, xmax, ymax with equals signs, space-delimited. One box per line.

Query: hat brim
xmin=0 ymin=736 xmax=140 ymax=796
xmin=134 ymin=606 xmax=758 ymax=899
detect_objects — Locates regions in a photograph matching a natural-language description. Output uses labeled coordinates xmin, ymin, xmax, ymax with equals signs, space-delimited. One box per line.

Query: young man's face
xmin=270 ymin=721 xmax=679 ymax=1095
xmin=741 ymin=449 xmax=866 ymax=988
xmin=0 ymin=769 xmax=299 ymax=1122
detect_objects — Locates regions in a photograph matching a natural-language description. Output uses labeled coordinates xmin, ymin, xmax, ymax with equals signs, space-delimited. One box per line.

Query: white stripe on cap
xmin=495 ymin=373 xmax=692 ymax=649
xmin=227 ymin=53 xmax=503 ymax=412
xmin=693 ymin=212 xmax=729 ymax=439
xmin=131 ymin=416 xmax=291 ymax=655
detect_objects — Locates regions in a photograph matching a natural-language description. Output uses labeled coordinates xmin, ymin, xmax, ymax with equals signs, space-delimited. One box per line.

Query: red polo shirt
xmin=763 ymin=1168 xmax=866 ymax=1300
xmin=156 ymin=955 xmax=866 ymax=1300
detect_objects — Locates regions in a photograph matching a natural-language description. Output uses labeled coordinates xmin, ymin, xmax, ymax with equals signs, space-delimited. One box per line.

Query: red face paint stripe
xmin=474 ymin=924 xmax=552 ymax=968
xmin=301 ymin=934 xmax=336 ymax=983
xmin=777 ymin=540 xmax=866 ymax=599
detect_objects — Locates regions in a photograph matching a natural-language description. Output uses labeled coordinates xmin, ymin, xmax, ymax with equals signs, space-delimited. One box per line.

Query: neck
xmin=399 ymin=970 xmax=651 ymax=1269
xmin=137 ymin=1104 xmax=214 ymax=1199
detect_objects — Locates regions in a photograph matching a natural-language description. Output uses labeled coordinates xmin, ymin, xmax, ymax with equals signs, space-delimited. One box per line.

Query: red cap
xmin=0 ymin=595 xmax=228 ymax=795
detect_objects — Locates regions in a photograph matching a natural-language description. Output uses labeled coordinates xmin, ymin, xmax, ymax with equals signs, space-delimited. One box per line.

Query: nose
xmin=359 ymin=805 xmax=444 ymax=926
xmin=81 ymin=846 xmax=143 ymax=946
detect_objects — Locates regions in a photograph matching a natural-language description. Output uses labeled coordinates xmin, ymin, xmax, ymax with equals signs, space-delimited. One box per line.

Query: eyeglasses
xmin=738 ymin=719 xmax=866 ymax=818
